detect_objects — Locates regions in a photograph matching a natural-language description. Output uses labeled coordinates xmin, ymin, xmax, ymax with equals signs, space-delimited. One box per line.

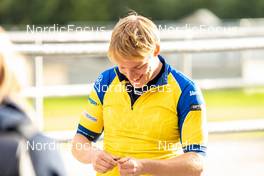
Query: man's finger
xmin=113 ymin=156 xmax=121 ymax=161
xmin=119 ymin=161 xmax=133 ymax=169
xmin=94 ymin=164 xmax=109 ymax=173
xmin=97 ymin=157 xmax=115 ymax=169
xmin=99 ymin=152 xmax=117 ymax=166
xmin=117 ymin=157 xmax=130 ymax=164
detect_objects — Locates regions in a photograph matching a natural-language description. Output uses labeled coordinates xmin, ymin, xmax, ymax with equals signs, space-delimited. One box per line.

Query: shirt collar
xmin=114 ymin=55 xmax=170 ymax=87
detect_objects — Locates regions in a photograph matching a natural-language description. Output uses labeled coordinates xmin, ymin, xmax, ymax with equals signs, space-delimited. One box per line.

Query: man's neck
xmin=149 ymin=56 xmax=162 ymax=81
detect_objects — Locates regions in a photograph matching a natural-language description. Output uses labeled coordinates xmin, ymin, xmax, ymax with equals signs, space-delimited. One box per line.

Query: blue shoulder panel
xmin=170 ymin=69 xmax=204 ymax=140
xmin=94 ymin=67 xmax=116 ymax=105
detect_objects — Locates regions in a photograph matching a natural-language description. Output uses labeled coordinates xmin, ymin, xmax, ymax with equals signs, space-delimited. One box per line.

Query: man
xmin=72 ymin=13 xmax=208 ymax=176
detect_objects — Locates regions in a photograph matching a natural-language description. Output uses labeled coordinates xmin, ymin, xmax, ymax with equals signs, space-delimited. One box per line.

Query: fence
xmin=8 ymin=26 xmax=264 ymax=43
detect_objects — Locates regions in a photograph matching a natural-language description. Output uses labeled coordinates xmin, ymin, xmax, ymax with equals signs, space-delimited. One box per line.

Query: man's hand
xmin=91 ymin=150 xmax=119 ymax=173
xmin=117 ymin=158 xmax=144 ymax=176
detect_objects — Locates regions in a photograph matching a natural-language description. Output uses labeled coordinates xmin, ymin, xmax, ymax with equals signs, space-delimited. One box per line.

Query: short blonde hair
xmin=108 ymin=13 xmax=160 ymax=61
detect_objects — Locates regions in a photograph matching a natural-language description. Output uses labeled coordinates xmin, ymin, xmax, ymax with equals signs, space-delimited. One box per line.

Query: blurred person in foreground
xmin=0 ymin=27 xmax=66 ymax=176
xmin=72 ymin=13 xmax=208 ymax=176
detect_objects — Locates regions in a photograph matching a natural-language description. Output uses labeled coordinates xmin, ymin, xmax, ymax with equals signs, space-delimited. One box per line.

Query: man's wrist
xmin=90 ymin=147 xmax=101 ymax=162
xmin=140 ymin=159 xmax=152 ymax=174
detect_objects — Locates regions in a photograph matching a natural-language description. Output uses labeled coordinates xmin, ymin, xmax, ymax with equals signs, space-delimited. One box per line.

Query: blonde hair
xmin=108 ymin=13 xmax=160 ymax=61
xmin=0 ymin=27 xmax=34 ymax=123
xmin=0 ymin=52 xmax=21 ymax=102
xmin=0 ymin=28 xmax=21 ymax=102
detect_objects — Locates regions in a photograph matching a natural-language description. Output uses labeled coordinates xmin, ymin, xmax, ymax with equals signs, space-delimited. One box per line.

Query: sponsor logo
xmin=190 ymin=104 xmax=202 ymax=111
xmin=83 ymin=111 xmax=97 ymax=122
xmin=94 ymin=74 xmax=103 ymax=88
xmin=88 ymin=96 xmax=98 ymax=106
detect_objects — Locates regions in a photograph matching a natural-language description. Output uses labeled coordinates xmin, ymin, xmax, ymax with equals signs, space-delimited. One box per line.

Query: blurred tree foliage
xmin=0 ymin=0 xmax=264 ymax=24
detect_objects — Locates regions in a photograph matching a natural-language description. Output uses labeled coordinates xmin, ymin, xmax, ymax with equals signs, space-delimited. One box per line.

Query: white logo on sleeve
xmin=95 ymin=74 xmax=103 ymax=86
xmin=189 ymin=90 xmax=198 ymax=96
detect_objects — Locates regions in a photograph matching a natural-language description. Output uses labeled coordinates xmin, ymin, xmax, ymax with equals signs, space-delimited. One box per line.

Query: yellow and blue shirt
xmin=77 ymin=55 xmax=208 ymax=176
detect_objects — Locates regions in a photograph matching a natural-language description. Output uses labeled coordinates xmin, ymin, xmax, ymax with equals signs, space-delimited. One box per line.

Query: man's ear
xmin=153 ymin=44 xmax=160 ymax=57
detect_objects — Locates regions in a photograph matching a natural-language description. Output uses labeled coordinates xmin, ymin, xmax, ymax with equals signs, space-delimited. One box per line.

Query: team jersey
xmin=76 ymin=55 xmax=208 ymax=176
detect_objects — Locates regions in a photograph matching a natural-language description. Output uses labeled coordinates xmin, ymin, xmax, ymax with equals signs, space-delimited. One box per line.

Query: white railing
xmin=12 ymin=37 xmax=264 ymax=56
xmin=7 ymin=26 xmax=264 ymax=43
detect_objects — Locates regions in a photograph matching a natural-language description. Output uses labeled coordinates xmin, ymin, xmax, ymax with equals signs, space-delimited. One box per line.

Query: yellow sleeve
xmin=181 ymin=106 xmax=208 ymax=155
xmin=178 ymin=82 xmax=208 ymax=155
xmin=77 ymin=88 xmax=103 ymax=142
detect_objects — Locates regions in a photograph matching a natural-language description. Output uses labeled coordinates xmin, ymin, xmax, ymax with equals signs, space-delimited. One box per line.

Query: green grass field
xmin=42 ymin=87 xmax=264 ymax=131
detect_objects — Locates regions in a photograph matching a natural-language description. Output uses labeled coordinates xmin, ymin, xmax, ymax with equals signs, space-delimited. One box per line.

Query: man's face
xmin=114 ymin=55 xmax=152 ymax=88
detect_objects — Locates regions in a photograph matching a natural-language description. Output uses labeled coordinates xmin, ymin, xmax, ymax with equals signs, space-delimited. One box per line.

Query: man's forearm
xmin=141 ymin=152 xmax=205 ymax=176
xmin=71 ymin=134 xmax=96 ymax=164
